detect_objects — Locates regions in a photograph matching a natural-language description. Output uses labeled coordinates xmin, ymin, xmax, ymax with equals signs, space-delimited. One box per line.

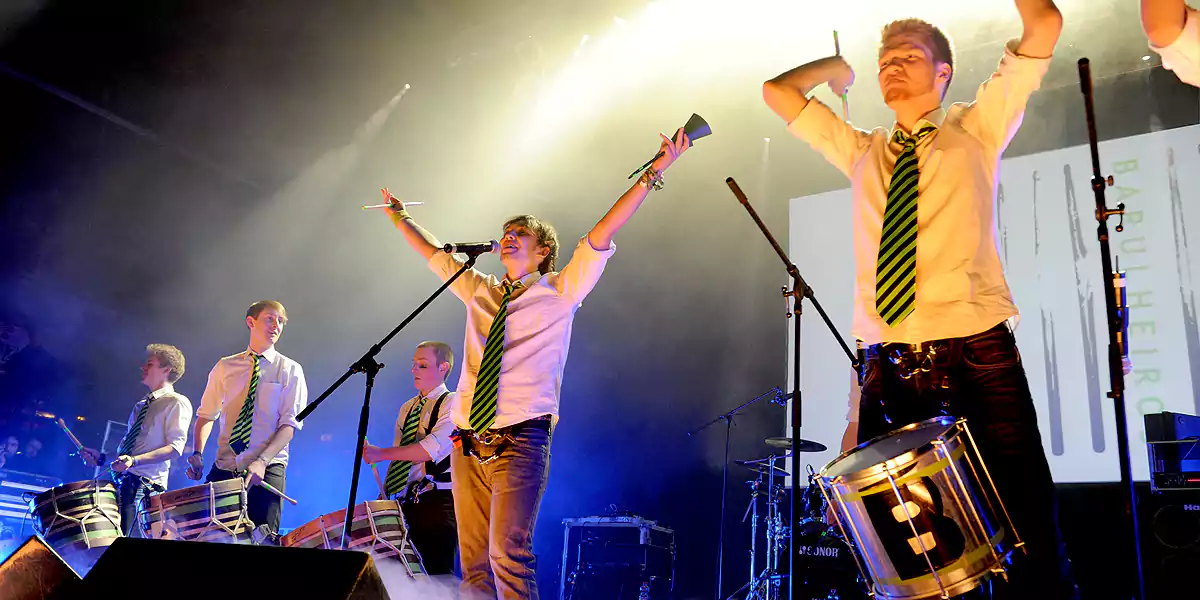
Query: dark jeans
xmin=452 ymin=422 xmax=551 ymax=599
xmin=857 ymin=323 xmax=1078 ymax=600
xmin=117 ymin=475 xmax=163 ymax=537
xmin=205 ymin=463 xmax=287 ymax=534
xmin=402 ymin=489 xmax=459 ymax=575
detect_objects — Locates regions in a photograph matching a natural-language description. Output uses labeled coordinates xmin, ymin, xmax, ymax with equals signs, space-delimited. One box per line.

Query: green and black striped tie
xmin=877 ymin=125 xmax=937 ymax=327
xmin=384 ymin=397 xmax=428 ymax=498
xmin=116 ymin=395 xmax=152 ymax=457
xmin=228 ymin=353 xmax=262 ymax=454
xmin=469 ymin=280 xmax=519 ymax=432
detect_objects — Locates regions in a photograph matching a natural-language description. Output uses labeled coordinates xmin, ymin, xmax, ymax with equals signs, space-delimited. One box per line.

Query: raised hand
xmin=649 ymin=127 xmax=691 ymax=173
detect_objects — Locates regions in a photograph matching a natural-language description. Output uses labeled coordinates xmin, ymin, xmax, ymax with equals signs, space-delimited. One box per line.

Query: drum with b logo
xmin=817 ymin=416 xmax=1022 ymax=600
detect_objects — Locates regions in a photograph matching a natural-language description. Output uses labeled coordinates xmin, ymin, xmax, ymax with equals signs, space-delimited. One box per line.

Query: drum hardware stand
xmin=1078 ymin=58 xmax=1143 ymax=600
xmin=688 ymin=386 xmax=785 ymax=599
xmin=725 ymin=455 xmax=788 ymax=600
xmin=726 ymin=178 xmax=860 ymax=600
xmin=295 ymin=252 xmax=485 ymax=549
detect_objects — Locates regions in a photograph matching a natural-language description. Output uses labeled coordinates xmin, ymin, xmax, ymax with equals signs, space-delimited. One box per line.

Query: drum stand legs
xmin=726 ymin=457 xmax=786 ymax=600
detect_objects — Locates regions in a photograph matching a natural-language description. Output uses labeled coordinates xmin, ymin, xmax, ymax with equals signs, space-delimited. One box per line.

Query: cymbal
xmin=765 ymin=437 xmax=827 ymax=453
xmin=734 ymin=459 xmax=788 ymax=477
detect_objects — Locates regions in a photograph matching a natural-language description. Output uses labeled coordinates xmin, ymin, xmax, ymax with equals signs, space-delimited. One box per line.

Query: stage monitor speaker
xmin=81 ymin=538 xmax=391 ymax=599
xmin=1141 ymin=489 xmax=1200 ymax=600
xmin=0 ymin=535 xmax=82 ymax=600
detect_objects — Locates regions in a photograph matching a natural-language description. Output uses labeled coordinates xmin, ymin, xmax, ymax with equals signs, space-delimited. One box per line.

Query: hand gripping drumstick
xmin=361 ymin=188 xmax=424 ymax=210
xmin=833 ymin=30 xmax=850 ymax=121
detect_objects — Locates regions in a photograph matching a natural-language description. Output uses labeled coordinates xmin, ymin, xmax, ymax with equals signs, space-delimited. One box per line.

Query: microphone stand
xmin=296 ymin=251 xmax=484 ymax=549
xmin=687 ymin=386 xmax=785 ymax=600
xmin=725 ymin=178 xmax=858 ymax=600
xmin=1077 ymin=58 xmax=1144 ymax=600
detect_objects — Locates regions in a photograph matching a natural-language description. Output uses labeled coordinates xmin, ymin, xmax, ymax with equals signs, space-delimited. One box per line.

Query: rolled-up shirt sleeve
xmin=786 ymin=98 xmax=872 ymax=179
xmin=961 ymin=40 xmax=1051 ymax=155
xmin=428 ymin=251 xmax=489 ymax=303
xmin=417 ymin=393 xmax=458 ymax=463
xmin=164 ymin=397 xmax=193 ymax=456
xmin=555 ymin=237 xmax=616 ymax=305
xmin=277 ymin=364 xmax=307 ymax=431
xmin=197 ymin=362 xmax=225 ymax=421
xmin=1151 ymin=7 xmax=1200 ymax=87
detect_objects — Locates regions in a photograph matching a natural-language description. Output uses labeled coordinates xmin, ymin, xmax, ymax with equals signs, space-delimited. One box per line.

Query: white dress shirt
xmin=429 ymin=236 xmax=615 ymax=430
xmin=391 ymin=383 xmax=457 ymax=485
xmin=1151 ymin=7 xmax=1200 ymax=86
xmin=787 ymin=41 xmax=1050 ymax=344
xmin=124 ymin=383 xmax=192 ymax=487
xmin=197 ymin=347 xmax=307 ymax=471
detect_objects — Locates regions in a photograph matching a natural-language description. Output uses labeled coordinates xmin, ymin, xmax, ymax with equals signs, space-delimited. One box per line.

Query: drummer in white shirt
xmin=1143 ymin=0 xmax=1200 ymax=85
xmin=364 ymin=341 xmax=459 ymax=575
xmin=81 ymin=343 xmax=192 ymax=536
xmin=187 ymin=300 xmax=308 ymax=543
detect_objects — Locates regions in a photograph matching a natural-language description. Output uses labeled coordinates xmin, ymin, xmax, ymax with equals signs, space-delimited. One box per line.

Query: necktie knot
xmin=893 ymin=125 xmax=938 ymax=148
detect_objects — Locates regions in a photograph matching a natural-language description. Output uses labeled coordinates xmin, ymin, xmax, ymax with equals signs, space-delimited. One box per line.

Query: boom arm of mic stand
xmin=298 ymin=255 xmax=479 ymax=422
xmin=1078 ymin=57 xmax=1144 ymax=600
xmin=725 ymin=177 xmax=858 ymax=368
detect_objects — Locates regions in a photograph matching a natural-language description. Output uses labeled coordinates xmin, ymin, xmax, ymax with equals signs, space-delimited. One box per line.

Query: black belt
xmin=865 ymin=322 xmax=1009 ymax=380
xmin=457 ymin=415 xmax=552 ymax=463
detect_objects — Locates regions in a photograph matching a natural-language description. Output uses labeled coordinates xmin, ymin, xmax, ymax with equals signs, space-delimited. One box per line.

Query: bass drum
xmin=790 ymin=529 xmax=869 ymax=600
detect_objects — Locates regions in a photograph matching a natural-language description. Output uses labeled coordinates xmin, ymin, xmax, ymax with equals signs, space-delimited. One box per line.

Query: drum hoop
xmin=819 ymin=416 xmax=961 ymax=482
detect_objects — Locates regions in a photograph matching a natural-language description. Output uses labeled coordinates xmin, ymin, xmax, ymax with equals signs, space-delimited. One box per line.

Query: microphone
xmin=442 ymin=241 xmax=499 ymax=255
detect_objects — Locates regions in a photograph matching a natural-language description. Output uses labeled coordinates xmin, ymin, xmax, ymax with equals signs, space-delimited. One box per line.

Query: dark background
xmin=0 ymin=1 xmax=1195 ymax=598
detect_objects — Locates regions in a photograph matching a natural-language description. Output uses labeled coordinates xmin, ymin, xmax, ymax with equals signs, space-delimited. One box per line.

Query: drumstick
xmin=56 ymin=418 xmax=85 ymax=451
xmin=256 ymin=480 xmax=299 ymax=505
xmin=364 ymin=188 xmax=423 ymax=210
xmin=833 ymin=30 xmax=850 ymax=121
xmin=365 ymin=438 xmax=387 ymax=500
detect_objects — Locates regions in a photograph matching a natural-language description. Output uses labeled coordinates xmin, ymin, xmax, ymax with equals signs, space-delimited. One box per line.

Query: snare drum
xmin=817 ymin=416 xmax=1021 ymax=600
xmin=281 ymin=500 xmax=425 ymax=578
xmin=138 ymin=479 xmax=255 ymax=543
xmin=30 ymin=479 xmax=122 ymax=575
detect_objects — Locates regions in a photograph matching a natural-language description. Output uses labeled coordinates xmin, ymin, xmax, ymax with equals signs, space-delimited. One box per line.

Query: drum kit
xmin=730 ymin=417 xmax=1023 ymax=600
xmin=27 ymin=474 xmax=427 ymax=577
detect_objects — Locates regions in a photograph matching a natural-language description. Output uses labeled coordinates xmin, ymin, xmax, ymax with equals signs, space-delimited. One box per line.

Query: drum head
xmin=821 ymin=416 xmax=956 ymax=479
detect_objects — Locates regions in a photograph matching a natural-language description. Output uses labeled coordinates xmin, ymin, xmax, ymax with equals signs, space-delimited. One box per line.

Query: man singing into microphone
xmin=764 ymin=2 xmax=1076 ymax=598
xmin=384 ymin=130 xmax=689 ymax=598
xmin=187 ymin=300 xmax=307 ymax=543
xmin=1142 ymin=0 xmax=1200 ymax=85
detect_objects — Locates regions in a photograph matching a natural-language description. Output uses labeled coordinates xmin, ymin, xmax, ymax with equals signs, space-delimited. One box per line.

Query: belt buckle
xmin=888 ymin=344 xmax=938 ymax=379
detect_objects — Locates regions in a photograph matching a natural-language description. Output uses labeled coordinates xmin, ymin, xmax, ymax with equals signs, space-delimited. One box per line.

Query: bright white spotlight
xmin=404 ymin=83 xmax=411 ymax=89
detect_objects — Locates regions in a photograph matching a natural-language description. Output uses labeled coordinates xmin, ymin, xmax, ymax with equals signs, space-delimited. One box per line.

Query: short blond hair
xmin=880 ymin=19 xmax=955 ymax=94
xmin=417 ymin=340 xmax=455 ymax=374
xmin=146 ymin=343 xmax=186 ymax=383
xmin=246 ymin=300 xmax=288 ymax=323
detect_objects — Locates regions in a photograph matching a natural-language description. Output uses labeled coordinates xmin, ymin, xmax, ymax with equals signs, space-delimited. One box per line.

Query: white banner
xmin=788 ymin=124 xmax=1200 ymax=483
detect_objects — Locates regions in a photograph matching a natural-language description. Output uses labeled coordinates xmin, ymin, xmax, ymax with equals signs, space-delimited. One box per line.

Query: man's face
xmin=25 ymin=439 xmax=41 ymax=457
xmin=410 ymin=346 xmax=447 ymax=393
xmin=246 ymin=307 xmax=286 ymax=347
xmin=877 ymin=33 xmax=946 ymax=105
xmin=499 ymin=224 xmax=548 ymax=275
xmin=141 ymin=356 xmax=172 ymax=388
xmin=3 ymin=437 xmax=18 ymax=455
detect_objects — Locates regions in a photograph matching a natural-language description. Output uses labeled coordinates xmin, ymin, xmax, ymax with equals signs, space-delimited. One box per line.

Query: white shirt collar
xmin=246 ymin=346 xmax=279 ymax=363
xmin=890 ymin=107 xmax=947 ymax=139
xmin=418 ymin=383 xmax=450 ymax=402
xmin=503 ymin=270 xmax=542 ymax=289
xmin=149 ymin=383 xmax=175 ymax=400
